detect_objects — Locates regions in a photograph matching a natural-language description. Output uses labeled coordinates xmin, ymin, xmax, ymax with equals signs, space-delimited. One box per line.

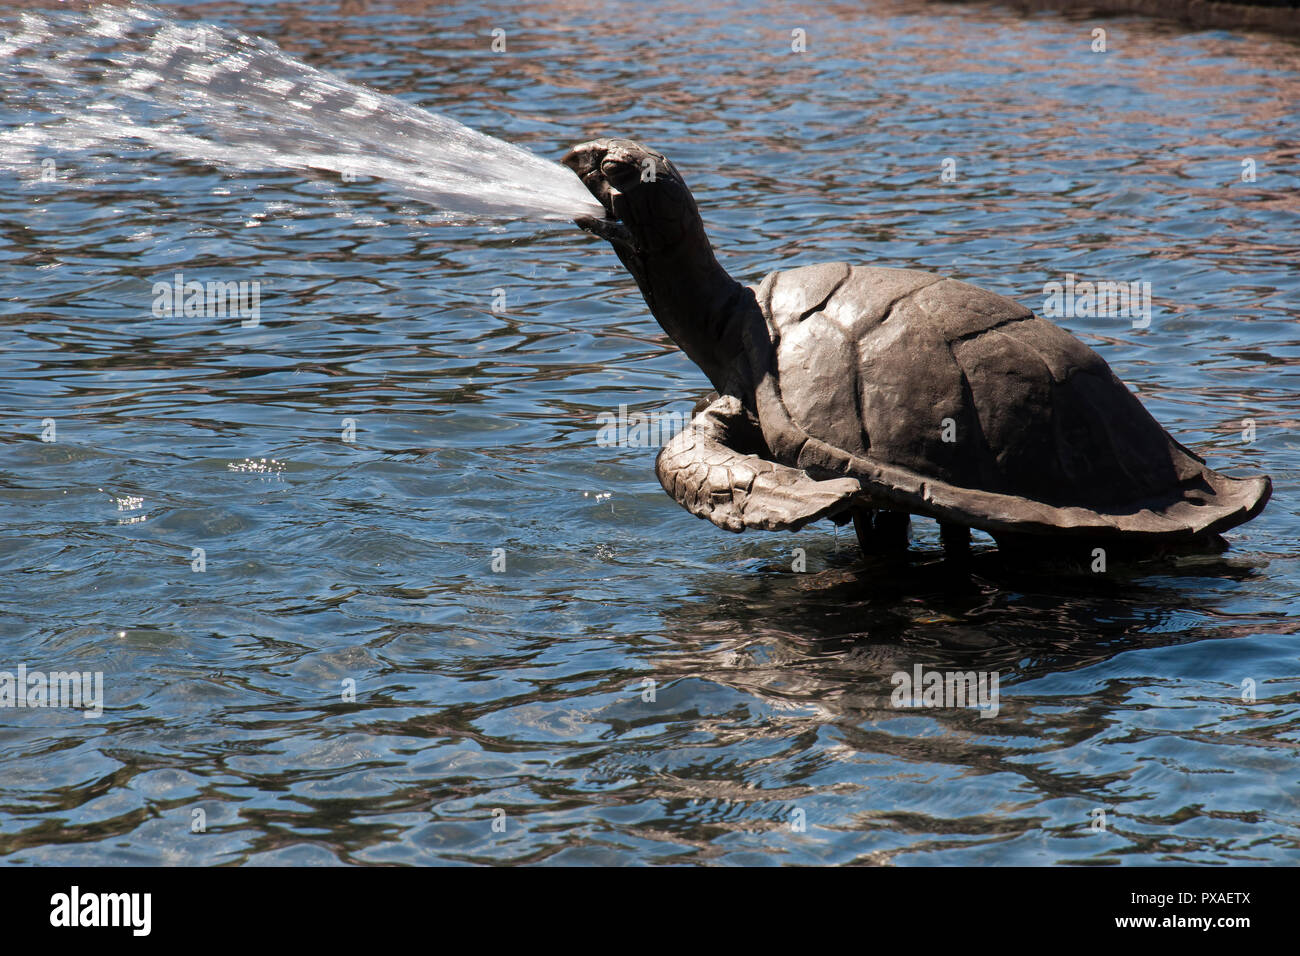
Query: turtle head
xmin=562 ymin=138 xmax=703 ymax=259
xmin=563 ymin=138 xmax=746 ymax=396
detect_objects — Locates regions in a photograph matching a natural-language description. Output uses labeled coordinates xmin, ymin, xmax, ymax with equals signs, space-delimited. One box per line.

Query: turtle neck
xmin=612 ymin=218 xmax=754 ymax=399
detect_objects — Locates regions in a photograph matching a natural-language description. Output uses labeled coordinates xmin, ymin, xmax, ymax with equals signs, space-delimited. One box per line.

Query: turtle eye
xmin=600 ymin=156 xmax=640 ymax=185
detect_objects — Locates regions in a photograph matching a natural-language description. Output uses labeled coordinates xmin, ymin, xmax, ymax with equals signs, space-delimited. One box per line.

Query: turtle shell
xmin=751 ymin=263 xmax=1270 ymax=540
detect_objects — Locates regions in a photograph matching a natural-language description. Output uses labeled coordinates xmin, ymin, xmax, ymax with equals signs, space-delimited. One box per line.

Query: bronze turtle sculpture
xmin=562 ymin=138 xmax=1271 ymax=558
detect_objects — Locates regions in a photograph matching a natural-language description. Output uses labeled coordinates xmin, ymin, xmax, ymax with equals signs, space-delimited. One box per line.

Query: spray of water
xmin=0 ymin=2 xmax=606 ymax=221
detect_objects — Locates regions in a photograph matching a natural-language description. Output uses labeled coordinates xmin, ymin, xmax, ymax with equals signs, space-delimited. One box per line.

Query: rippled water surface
xmin=1 ymin=0 xmax=1298 ymax=865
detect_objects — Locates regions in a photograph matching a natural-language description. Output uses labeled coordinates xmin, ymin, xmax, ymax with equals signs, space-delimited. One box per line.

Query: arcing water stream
xmin=0 ymin=2 xmax=605 ymax=221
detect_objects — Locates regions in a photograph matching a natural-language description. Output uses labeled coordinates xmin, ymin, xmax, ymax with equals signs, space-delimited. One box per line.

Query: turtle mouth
xmin=562 ymin=145 xmax=635 ymax=248
xmin=575 ymin=211 xmax=635 ymax=249
xmin=585 ymin=184 xmax=621 ymax=222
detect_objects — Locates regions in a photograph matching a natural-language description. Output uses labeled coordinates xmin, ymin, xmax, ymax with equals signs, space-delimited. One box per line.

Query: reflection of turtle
xmin=562 ymin=139 xmax=1271 ymax=558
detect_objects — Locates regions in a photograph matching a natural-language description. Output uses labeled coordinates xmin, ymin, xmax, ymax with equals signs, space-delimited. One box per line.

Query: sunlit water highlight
xmin=0 ymin=2 xmax=604 ymax=221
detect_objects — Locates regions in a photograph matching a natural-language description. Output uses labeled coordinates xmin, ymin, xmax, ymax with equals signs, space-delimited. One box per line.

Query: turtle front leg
xmin=852 ymin=507 xmax=910 ymax=554
xmin=939 ymin=522 xmax=971 ymax=561
xmin=656 ymin=395 xmax=863 ymax=532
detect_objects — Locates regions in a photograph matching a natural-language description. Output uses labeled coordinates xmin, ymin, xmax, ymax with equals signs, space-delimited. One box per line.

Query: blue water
xmin=0 ymin=0 xmax=1297 ymax=865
